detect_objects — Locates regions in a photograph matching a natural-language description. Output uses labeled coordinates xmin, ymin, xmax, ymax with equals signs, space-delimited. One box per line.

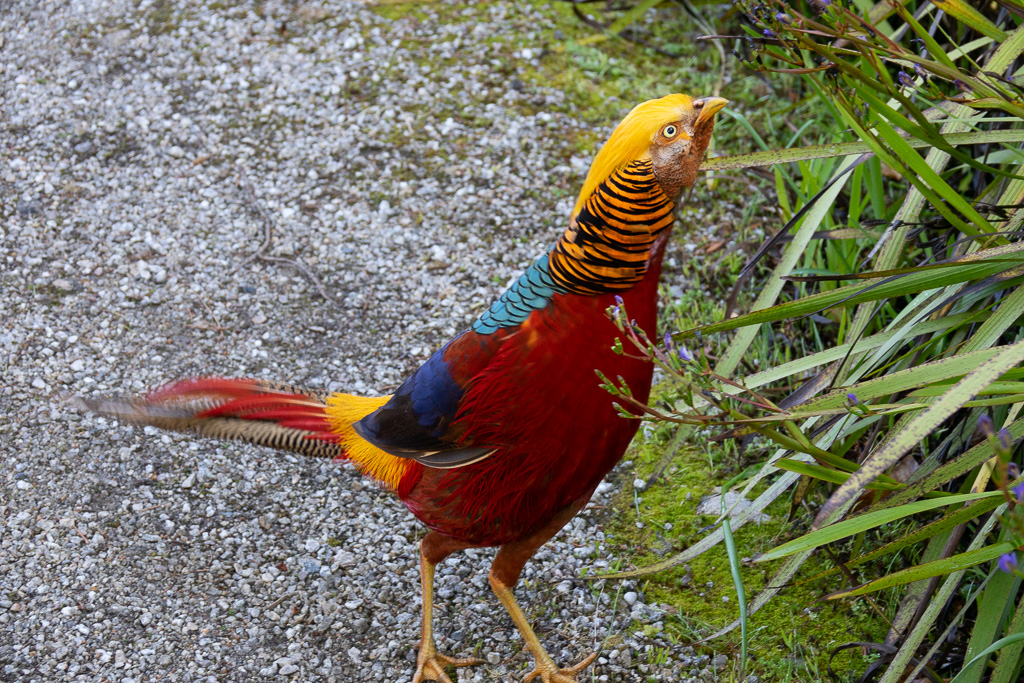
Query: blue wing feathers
xmin=356 ymin=342 xmax=464 ymax=451
xmin=408 ymin=349 xmax=462 ymax=434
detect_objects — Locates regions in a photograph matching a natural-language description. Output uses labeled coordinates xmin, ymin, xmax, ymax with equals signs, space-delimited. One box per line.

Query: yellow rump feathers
xmin=572 ymin=93 xmax=696 ymax=219
xmin=325 ymin=393 xmax=410 ymax=490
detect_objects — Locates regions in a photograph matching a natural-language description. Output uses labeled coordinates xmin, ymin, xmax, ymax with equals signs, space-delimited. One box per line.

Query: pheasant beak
xmin=693 ymin=97 xmax=729 ymax=126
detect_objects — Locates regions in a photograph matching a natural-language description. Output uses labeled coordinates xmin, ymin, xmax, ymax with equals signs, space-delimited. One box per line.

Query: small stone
xmin=633 ymin=478 xmax=647 ymax=491
xmin=167 ymin=145 xmax=185 ymax=158
xmin=251 ymin=313 xmax=267 ymax=325
xmin=16 ymin=199 xmax=41 ymax=215
xmin=52 ymin=278 xmax=74 ymax=291
xmin=74 ymin=141 xmax=92 ymax=154
xmin=623 ymin=591 xmax=638 ymax=606
xmin=279 ymin=663 xmax=299 ymax=675
xmin=32 ymin=378 xmax=47 ymax=389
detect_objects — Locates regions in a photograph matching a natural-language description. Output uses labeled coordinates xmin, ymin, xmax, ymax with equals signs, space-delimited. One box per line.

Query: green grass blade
xmin=991 ymin=596 xmax=1024 ymax=683
xmin=756 ymin=491 xmax=1003 ymax=562
xmin=712 ymin=158 xmax=857 ymax=377
xmin=829 ymin=543 xmax=1015 ymax=598
xmin=931 ymin=0 xmax=1008 ymax=41
xmin=795 ymin=495 xmax=1006 ymax=585
xmin=727 ymin=310 xmax=986 ymax=393
xmin=702 ymin=129 xmax=1024 ymax=172
xmin=677 ymin=243 xmax=1024 ymax=339
xmin=958 ymin=568 xmax=1020 ymax=683
xmin=873 ymin=417 xmax=1024 ymax=510
xmin=722 ymin=515 xmax=747 ymax=674
xmin=880 ymin=510 xmax=1006 ymax=683
xmin=951 ymin=634 xmax=1024 ymax=683
xmin=797 ymin=347 xmax=1006 ymax=410
xmin=815 ymin=340 xmax=1024 ymax=526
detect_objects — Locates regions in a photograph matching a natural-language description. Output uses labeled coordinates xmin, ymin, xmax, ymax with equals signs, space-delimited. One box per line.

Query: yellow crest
xmin=572 ymin=94 xmax=695 ymax=218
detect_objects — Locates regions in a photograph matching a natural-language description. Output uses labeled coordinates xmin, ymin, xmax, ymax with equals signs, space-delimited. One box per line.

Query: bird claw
xmin=521 ymin=652 xmax=598 ymax=683
xmin=412 ymin=642 xmax=485 ymax=683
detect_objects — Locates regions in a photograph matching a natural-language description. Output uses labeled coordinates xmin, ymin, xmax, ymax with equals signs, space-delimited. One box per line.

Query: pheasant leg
xmin=413 ymin=533 xmax=485 ymax=683
xmin=488 ymin=491 xmax=600 ymax=683
xmin=489 ymin=572 xmax=598 ymax=683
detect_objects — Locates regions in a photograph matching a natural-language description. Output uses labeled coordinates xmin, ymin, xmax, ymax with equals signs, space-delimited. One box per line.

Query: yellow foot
xmin=521 ymin=652 xmax=598 ymax=683
xmin=412 ymin=642 xmax=485 ymax=683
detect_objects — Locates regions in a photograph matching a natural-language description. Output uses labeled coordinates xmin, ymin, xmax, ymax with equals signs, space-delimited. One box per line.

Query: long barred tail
xmin=74 ymin=377 xmax=344 ymax=459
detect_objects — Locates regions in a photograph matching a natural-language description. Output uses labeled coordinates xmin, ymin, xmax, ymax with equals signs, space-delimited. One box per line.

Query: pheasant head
xmin=547 ymin=94 xmax=726 ymax=295
xmin=573 ymin=94 xmax=728 ymax=219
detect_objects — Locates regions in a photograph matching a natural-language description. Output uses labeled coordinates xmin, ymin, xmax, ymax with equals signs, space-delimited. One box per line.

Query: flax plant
xmin=595 ymin=0 xmax=1024 ymax=679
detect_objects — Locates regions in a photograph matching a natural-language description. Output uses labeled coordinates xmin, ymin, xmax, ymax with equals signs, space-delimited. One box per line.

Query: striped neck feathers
xmin=548 ymin=157 xmax=675 ymax=294
xmin=470 ymin=159 xmax=674 ymax=335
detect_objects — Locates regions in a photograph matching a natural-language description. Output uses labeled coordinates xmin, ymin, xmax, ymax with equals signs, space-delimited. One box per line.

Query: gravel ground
xmin=1 ymin=1 xmax=730 ymax=680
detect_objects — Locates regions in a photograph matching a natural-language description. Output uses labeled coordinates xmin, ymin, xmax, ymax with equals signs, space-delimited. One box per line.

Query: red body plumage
xmin=401 ymin=235 xmax=667 ymax=546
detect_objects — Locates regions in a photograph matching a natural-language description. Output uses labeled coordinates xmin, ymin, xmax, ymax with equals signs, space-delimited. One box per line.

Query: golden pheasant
xmin=80 ymin=93 xmax=727 ymax=682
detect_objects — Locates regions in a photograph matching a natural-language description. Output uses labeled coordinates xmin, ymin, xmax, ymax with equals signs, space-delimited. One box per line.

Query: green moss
xmin=606 ymin=420 xmax=889 ymax=681
xmin=367 ymin=0 xmax=445 ymax=23
xmin=146 ymin=0 xmax=187 ymax=35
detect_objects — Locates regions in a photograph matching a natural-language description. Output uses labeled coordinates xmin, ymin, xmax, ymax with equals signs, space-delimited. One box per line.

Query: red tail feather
xmin=146 ymin=377 xmax=268 ymax=403
xmin=131 ymin=377 xmax=340 ymax=457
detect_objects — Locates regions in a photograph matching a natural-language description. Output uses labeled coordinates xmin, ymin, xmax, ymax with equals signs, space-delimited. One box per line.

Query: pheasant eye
xmin=662 ymin=124 xmax=678 ymax=139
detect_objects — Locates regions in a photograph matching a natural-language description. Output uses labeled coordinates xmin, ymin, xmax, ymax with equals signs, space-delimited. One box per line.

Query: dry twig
xmin=234 ymin=167 xmax=336 ymax=304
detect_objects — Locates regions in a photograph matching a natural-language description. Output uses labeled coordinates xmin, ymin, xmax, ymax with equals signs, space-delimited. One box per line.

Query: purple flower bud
xmin=846 ymin=393 xmax=859 ymax=405
xmin=999 ymin=428 xmax=1012 ymax=452
xmin=1008 ymin=463 xmax=1021 ymax=479
xmin=614 ymin=295 xmax=624 ymax=306
xmin=663 ymin=332 xmax=674 ymax=351
xmin=1011 ymin=481 xmax=1024 ymax=504
xmin=913 ymin=63 xmax=927 ymax=79
xmin=817 ymin=0 xmax=831 ymax=6
xmin=898 ymin=71 xmax=914 ymax=88
xmin=954 ymin=79 xmax=970 ymax=93
xmin=679 ymin=346 xmax=695 ymax=362
xmin=762 ymin=29 xmax=777 ymax=39
xmin=998 ymin=552 xmax=1018 ymax=573
xmin=979 ymin=414 xmax=995 ymax=436
xmin=776 ymin=12 xmax=792 ymax=24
